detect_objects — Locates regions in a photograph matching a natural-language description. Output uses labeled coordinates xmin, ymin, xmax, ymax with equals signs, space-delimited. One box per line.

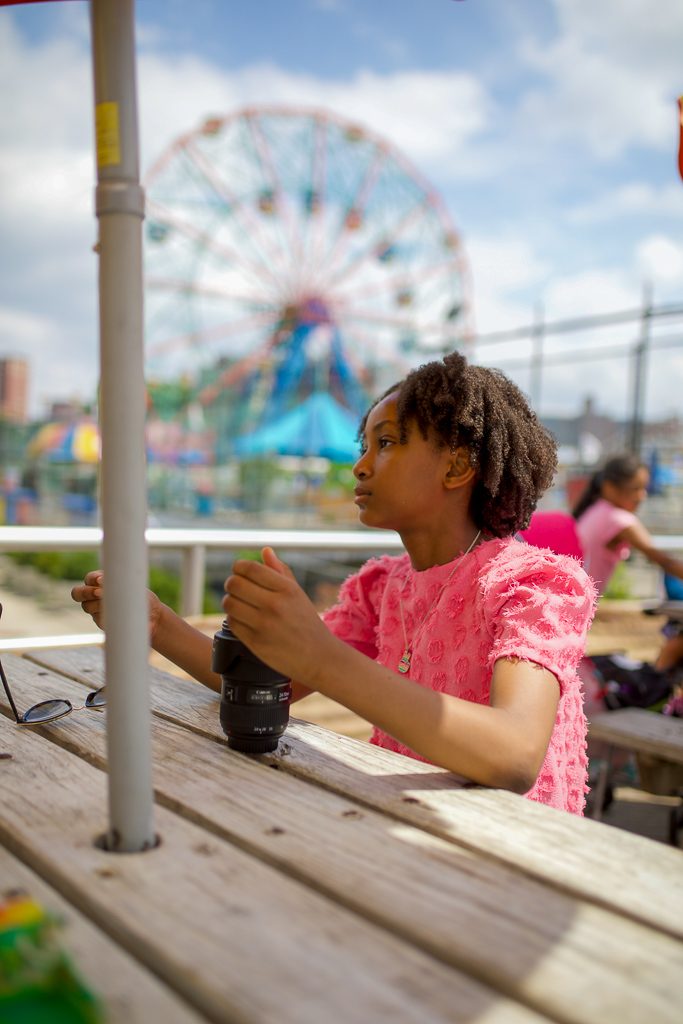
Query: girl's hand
xmin=71 ymin=570 xmax=164 ymax=643
xmin=223 ymin=546 xmax=337 ymax=688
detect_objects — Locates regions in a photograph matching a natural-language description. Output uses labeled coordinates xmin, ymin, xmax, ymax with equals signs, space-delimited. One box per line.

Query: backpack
xmin=589 ymin=654 xmax=674 ymax=710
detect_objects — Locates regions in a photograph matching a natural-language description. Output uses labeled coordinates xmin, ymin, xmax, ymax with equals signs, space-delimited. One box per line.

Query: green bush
xmin=5 ymin=550 xmax=220 ymax=615
xmin=603 ymin=561 xmax=631 ymax=600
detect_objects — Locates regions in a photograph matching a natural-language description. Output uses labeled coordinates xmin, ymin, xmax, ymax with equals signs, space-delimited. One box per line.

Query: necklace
xmin=396 ymin=529 xmax=482 ymax=674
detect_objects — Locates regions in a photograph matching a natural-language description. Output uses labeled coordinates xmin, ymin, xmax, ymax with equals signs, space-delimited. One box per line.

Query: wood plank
xmin=0 ymin=846 xmax=208 ymax=1024
xmin=589 ymin=709 xmax=683 ymax=764
xmin=0 ymin=713 xmax=546 ymax=1024
xmin=3 ymin=658 xmax=683 ymax=1024
xmin=28 ymin=646 xmax=683 ymax=941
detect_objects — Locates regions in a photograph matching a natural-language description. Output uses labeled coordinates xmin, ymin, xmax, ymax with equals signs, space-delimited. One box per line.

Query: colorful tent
xmin=27 ymin=421 xmax=101 ymax=464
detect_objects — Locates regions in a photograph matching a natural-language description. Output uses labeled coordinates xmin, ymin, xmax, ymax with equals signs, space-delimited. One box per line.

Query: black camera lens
xmin=211 ymin=620 xmax=291 ymax=753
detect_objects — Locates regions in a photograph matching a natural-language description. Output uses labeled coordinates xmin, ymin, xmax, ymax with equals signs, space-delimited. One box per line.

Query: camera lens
xmin=211 ymin=620 xmax=291 ymax=753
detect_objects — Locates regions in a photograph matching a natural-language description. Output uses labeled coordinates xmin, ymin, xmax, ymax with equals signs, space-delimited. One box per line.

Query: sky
xmin=1 ymin=0 xmax=682 ymax=424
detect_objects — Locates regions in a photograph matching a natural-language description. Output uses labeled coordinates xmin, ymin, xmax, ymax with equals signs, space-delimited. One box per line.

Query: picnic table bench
xmin=588 ymin=707 xmax=683 ymax=841
xmin=1 ymin=645 xmax=682 ymax=1023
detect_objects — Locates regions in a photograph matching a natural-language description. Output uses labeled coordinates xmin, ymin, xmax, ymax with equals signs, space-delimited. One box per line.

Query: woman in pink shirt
xmin=73 ymin=354 xmax=596 ymax=813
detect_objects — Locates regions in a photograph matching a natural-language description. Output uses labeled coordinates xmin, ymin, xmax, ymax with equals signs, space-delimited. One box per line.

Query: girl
xmin=72 ymin=354 xmax=596 ymax=814
xmin=573 ymin=453 xmax=683 ymax=673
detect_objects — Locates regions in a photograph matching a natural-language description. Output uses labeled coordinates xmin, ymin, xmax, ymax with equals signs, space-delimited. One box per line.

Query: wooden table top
xmin=1 ymin=645 xmax=682 ymax=1024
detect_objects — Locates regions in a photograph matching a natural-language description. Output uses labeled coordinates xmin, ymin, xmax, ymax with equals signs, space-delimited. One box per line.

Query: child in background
xmin=73 ymin=353 xmax=596 ymax=814
xmin=573 ymin=454 xmax=683 ymax=675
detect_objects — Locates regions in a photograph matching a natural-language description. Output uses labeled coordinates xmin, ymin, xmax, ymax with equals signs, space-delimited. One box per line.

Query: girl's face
xmin=603 ymin=466 xmax=650 ymax=513
xmin=352 ymin=393 xmax=453 ymax=531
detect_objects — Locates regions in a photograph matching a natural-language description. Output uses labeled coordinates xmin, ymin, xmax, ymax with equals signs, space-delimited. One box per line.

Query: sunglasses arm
xmin=0 ymin=658 xmax=21 ymax=723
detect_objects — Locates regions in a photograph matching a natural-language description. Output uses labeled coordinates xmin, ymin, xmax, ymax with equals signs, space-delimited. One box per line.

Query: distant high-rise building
xmin=0 ymin=357 xmax=28 ymax=424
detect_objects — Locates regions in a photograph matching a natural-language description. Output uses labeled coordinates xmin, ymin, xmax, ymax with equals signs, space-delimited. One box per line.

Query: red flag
xmin=679 ymin=97 xmax=683 ymax=181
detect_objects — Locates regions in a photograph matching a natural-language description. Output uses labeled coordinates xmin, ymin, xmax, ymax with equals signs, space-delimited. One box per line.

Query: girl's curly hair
xmin=360 ymin=352 xmax=557 ymax=537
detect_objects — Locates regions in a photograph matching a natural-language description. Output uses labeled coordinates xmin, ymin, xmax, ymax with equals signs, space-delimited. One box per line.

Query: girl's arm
xmin=153 ymin=606 xmax=313 ymax=702
xmin=299 ymin=642 xmax=558 ymax=791
xmin=225 ymin=553 xmax=559 ymax=791
xmin=71 ymin=568 xmax=312 ymax=701
xmin=616 ymin=521 xmax=683 ymax=580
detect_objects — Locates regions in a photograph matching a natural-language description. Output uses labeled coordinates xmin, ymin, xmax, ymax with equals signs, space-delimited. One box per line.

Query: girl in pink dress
xmin=574 ymin=453 xmax=683 ymax=676
xmin=73 ymin=354 xmax=596 ymax=814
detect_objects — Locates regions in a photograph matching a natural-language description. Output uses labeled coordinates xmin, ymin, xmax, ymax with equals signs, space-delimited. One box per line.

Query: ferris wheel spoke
xmin=332 ymin=256 xmax=463 ymax=309
xmin=146 ymin=276 xmax=275 ymax=305
xmin=244 ymin=112 xmax=303 ymax=283
xmin=198 ymin=336 xmax=278 ymax=406
xmin=146 ymin=199 xmax=286 ymax=297
xmin=146 ymin=277 xmax=283 ymax=312
xmin=182 ymin=138 xmax=291 ymax=280
xmin=148 ymin=310 xmax=280 ymax=359
xmin=299 ymin=112 xmax=334 ymax=279
xmin=320 ymin=193 xmax=444 ymax=293
xmin=316 ymin=143 xmax=390 ymax=280
xmin=334 ymin=308 xmax=462 ymax=336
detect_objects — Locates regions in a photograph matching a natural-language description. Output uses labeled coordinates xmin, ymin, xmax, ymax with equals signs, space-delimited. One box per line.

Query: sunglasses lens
xmin=23 ymin=699 xmax=72 ymax=724
xmin=85 ymin=688 xmax=106 ymax=708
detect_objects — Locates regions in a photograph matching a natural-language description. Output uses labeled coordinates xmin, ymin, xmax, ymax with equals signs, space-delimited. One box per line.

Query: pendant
xmin=398 ymin=649 xmax=411 ymax=674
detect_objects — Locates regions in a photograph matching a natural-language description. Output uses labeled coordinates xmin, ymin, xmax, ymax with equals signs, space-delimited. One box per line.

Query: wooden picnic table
xmin=1 ymin=645 xmax=682 ymax=1024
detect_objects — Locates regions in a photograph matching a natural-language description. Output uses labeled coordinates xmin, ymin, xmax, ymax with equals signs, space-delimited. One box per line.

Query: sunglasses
xmin=0 ymin=603 xmax=105 ymax=725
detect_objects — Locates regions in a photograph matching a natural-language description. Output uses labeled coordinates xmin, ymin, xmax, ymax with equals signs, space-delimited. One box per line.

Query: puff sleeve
xmin=481 ymin=546 xmax=597 ymax=690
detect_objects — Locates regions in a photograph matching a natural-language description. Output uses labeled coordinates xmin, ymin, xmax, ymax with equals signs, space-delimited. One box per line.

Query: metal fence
xmin=1 ymin=526 xmax=682 ymax=650
xmin=472 ymin=295 xmax=683 ymax=454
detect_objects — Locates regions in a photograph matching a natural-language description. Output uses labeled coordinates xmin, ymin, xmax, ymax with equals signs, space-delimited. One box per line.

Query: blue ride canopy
xmin=232 ymin=391 xmax=360 ymax=463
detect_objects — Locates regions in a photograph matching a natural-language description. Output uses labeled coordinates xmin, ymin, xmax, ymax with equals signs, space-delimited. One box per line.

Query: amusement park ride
xmin=142 ymin=105 xmax=472 ymax=463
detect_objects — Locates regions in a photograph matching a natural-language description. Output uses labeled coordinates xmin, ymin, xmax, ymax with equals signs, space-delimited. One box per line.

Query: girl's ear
xmin=445 ymin=447 xmax=476 ymax=489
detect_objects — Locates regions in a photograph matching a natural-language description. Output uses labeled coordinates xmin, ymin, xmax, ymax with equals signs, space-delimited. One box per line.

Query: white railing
xmin=0 ymin=525 xmax=404 ymax=619
xmin=2 ymin=525 xmax=682 ymax=650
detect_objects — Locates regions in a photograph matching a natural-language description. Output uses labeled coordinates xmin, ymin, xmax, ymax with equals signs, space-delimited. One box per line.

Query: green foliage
xmin=235 ymin=549 xmax=262 ymax=561
xmin=148 ymin=565 xmax=181 ymax=610
xmin=6 ymin=551 xmax=220 ymax=615
xmin=603 ymin=561 xmax=632 ymax=600
xmin=7 ymin=550 xmax=99 ymax=581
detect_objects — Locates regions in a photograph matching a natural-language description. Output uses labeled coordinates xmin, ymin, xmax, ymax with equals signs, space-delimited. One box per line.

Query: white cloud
xmin=543 ymin=270 xmax=637 ymax=320
xmin=466 ymin=235 xmax=549 ymax=332
xmin=567 ymin=183 xmax=683 ymax=224
xmin=517 ymin=0 xmax=683 ymax=158
xmin=636 ymin=235 xmax=683 ymax=284
xmin=137 ymin=59 xmax=490 ymax=175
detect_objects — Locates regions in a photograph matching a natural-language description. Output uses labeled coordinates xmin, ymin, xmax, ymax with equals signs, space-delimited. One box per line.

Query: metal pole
xmin=90 ymin=0 xmax=155 ymax=851
xmin=530 ymin=302 xmax=544 ymax=411
xmin=181 ymin=544 xmax=206 ymax=618
xmin=628 ymin=283 xmax=653 ymax=457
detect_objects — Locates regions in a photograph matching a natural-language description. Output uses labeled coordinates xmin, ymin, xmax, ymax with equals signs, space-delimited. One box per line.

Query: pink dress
xmin=576 ymin=498 xmax=637 ymax=595
xmin=322 ymin=536 xmax=596 ymax=815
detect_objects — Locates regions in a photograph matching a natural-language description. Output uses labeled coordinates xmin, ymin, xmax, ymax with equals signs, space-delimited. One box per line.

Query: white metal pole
xmin=90 ymin=0 xmax=155 ymax=851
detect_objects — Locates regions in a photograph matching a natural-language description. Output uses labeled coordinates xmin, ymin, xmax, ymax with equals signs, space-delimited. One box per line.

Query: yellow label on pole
xmin=95 ymin=101 xmax=121 ymax=167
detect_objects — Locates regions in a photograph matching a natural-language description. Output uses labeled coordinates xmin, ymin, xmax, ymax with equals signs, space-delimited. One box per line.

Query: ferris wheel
xmin=143 ymin=105 xmax=472 ymax=427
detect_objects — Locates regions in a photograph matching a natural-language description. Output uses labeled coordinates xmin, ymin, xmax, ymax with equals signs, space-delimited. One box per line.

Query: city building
xmin=0 ymin=357 xmax=28 ymax=424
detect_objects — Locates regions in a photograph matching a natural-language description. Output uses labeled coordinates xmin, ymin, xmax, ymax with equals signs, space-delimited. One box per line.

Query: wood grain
xmin=0 ymin=847 xmax=207 ymax=1024
xmin=0 ymin=712 xmax=546 ymax=1024
xmin=2 ymin=655 xmax=683 ymax=1024
xmin=27 ymin=646 xmax=683 ymax=942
